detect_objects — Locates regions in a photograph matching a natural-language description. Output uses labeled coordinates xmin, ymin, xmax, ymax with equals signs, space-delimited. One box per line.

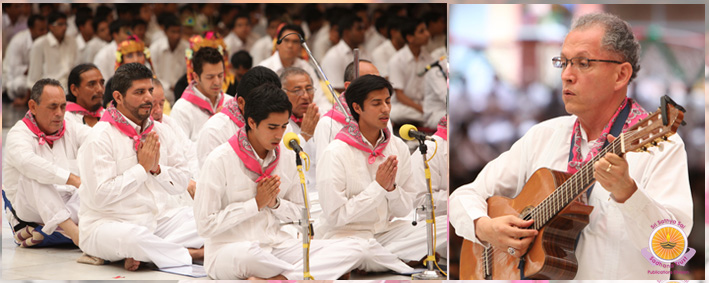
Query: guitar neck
xmin=531 ymin=134 xmax=627 ymax=230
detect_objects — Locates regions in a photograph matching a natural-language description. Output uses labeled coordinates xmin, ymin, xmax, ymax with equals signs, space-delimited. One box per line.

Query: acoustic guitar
xmin=459 ymin=96 xmax=686 ymax=280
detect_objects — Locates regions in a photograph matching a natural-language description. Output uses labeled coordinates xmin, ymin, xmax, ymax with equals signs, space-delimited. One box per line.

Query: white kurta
xmin=371 ymin=40 xmax=397 ymax=78
xmin=64 ymin=109 xmax=105 ymax=127
xmin=77 ymin=118 xmax=194 ymax=268
xmin=317 ymin=134 xmax=436 ymax=262
xmin=320 ymin=40 xmax=370 ymax=90
xmin=195 ymin=142 xmax=365 ymax=279
xmin=170 ymin=86 xmax=232 ymax=142
xmin=3 ymin=119 xmax=90 ymax=234
xmin=312 ymin=24 xmax=332 ymax=62
xmin=27 ymin=32 xmax=78 ymax=91
xmin=162 ymin=114 xmax=199 ymax=178
xmin=82 ymin=37 xmax=108 ymax=65
xmin=92 ymin=41 xmax=118 ymax=82
xmin=224 ymin=31 xmax=259 ymax=56
xmin=195 ymin=112 xmax=240 ymax=170
xmin=363 ymin=26 xmax=386 ymax=58
xmin=2 ymin=29 xmax=33 ymax=100
xmin=248 ymin=35 xmax=273 ymax=65
xmin=387 ymin=45 xmax=433 ymax=124
xmin=149 ymin=37 xmax=190 ymax=105
xmin=75 ymin=34 xmax=88 ymax=64
xmin=423 ymin=62 xmax=448 ymax=129
xmin=284 ymin=120 xmax=320 ymax=220
xmin=449 ymin=115 xmax=693 ymax=280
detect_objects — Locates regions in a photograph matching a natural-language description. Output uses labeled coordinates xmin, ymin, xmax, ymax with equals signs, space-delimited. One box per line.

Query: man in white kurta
xmin=371 ymin=19 xmax=404 ymax=78
xmin=148 ymin=14 xmax=189 ymax=105
xmin=78 ymin=63 xmax=200 ymax=270
xmin=194 ymin=84 xmax=366 ymax=279
xmin=3 ymin=15 xmax=47 ymax=102
xmin=387 ymin=19 xmax=432 ymax=125
xmin=223 ymin=14 xmax=259 ymax=55
xmin=27 ymin=12 xmax=78 ymax=92
xmin=3 ymin=79 xmax=89 ymax=246
xmin=82 ymin=19 xmax=110 ymax=64
xmin=64 ymin=64 xmax=106 ymax=127
xmin=196 ymin=66 xmax=280 ymax=170
xmin=93 ymin=20 xmax=132 ymax=81
xmin=422 ymin=58 xmax=447 ymax=129
xmin=249 ymin=17 xmax=282 ymax=65
xmin=320 ymin=15 xmax=369 ymax=92
xmin=170 ymin=47 xmax=233 ymax=142
xmin=448 ymin=13 xmax=693 ymax=280
xmin=317 ymin=75 xmax=431 ymax=267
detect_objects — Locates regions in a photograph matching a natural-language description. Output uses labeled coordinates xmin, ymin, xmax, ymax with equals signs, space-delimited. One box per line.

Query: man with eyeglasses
xmin=449 ymin=12 xmax=692 ymax=279
xmin=27 ymin=11 xmax=78 ymax=92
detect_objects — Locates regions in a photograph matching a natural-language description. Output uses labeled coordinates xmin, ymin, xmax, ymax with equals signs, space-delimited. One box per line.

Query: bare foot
xmin=124 ymin=258 xmax=140 ymax=271
xmin=188 ymin=247 xmax=204 ymax=259
xmin=338 ymin=272 xmax=351 ymax=279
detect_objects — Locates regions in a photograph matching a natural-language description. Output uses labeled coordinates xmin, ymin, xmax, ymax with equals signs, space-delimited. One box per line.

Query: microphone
xmin=399 ymin=124 xmax=434 ymax=141
xmin=277 ymin=32 xmax=304 ymax=45
xmin=417 ymin=56 xmax=446 ymax=76
xmin=284 ymin=132 xmax=303 ymax=153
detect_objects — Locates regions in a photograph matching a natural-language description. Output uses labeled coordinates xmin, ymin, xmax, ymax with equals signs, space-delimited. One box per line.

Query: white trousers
xmin=376 ymin=218 xmax=447 ymax=262
xmin=207 ymin=238 xmax=365 ymax=280
xmin=81 ymin=207 xmax=202 ymax=268
xmin=13 ymin=175 xmax=79 ymax=235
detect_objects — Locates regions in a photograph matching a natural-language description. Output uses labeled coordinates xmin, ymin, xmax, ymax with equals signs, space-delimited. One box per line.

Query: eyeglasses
xmin=283 ymin=87 xmax=316 ymax=96
xmin=552 ymin=56 xmax=623 ymax=70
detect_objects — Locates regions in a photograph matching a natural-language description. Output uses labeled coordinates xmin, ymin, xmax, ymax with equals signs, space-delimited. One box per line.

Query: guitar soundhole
xmin=520 ymin=206 xmax=534 ymax=221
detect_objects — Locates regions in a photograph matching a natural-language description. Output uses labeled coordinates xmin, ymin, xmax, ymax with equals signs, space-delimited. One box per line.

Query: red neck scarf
xmin=335 ymin=121 xmax=390 ymax=164
xmin=567 ymin=98 xmax=648 ymax=174
xmin=181 ymin=81 xmax=225 ymax=116
xmin=290 ymin=114 xmax=303 ymax=124
xmin=220 ymin=98 xmax=245 ymax=128
xmin=22 ymin=111 xmax=65 ymax=146
xmin=229 ymin=128 xmax=280 ymax=182
xmin=434 ymin=116 xmax=447 ymax=141
xmin=323 ymin=92 xmax=350 ymax=125
xmin=66 ymin=102 xmax=104 ymax=118
xmin=100 ymin=104 xmax=155 ymax=152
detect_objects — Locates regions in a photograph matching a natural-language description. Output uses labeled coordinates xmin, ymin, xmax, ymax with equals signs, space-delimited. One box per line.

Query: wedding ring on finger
xmin=507 ymin=247 xmax=516 ymax=256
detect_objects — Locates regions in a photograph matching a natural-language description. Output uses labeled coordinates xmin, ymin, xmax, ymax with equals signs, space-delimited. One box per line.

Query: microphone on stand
xmin=284 ymin=132 xmax=307 ymax=161
xmin=417 ymin=56 xmax=446 ymax=76
xmin=399 ymin=124 xmax=434 ymax=142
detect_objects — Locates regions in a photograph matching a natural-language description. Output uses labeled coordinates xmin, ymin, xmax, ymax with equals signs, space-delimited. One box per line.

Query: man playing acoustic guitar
xmin=450 ymin=12 xmax=692 ymax=280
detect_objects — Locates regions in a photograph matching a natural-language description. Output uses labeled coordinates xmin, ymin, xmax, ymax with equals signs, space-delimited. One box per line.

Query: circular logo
xmin=648 ymin=224 xmax=687 ymax=263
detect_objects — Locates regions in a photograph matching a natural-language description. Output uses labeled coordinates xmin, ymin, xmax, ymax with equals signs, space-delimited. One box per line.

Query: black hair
xmin=67 ymin=63 xmax=100 ymax=103
xmin=352 ymin=4 xmax=367 ymax=14
xmin=112 ymin=63 xmax=154 ymax=97
xmin=95 ymin=5 xmax=113 ymax=21
xmin=344 ymin=59 xmax=373 ymax=83
xmin=386 ymin=16 xmax=404 ymax=36
xmin=74 ymin=7 xmax=92 ymax=29
xmin=276 ymin=24 xmax=305 ymax=42
xmin=28 ymin=14 xmax=46 ymax=29
xmin=243 ymin=83 xmax=292 ymax=131
xmin=228 ymin=12 xmax=250 ymax=30
xmin=236 ymin=66 xmax=280 ymax=100
xmin=47 ymin=11 xmax=67 ymax=25
xmin=103 ymin=77 xmax=114 ymax=107
xmin=303 ymin=4 xmax=323 ymax=24
xmin=131 ymin=18 xmax=147 ymax=29
xmin=160 ymin=13 xmax=181 ymax=30
xmin=345 ymin=74 xmax=392 ymax=122
xmin=109 ymin=19 xmax=131 ymax=37
xmin=374 ymin=13 xmax=387 ymax=32
xmin=337 ymin=14 xmax=362 ymax=37
xmin=401 ymin=18 xmax=425 ymax=42
xmin=422 ymin=11 xmax=443 ymax=26
xmin=30 ymin=78 xmax=63 ymax=105
xmin=325 ymin=7 xmax=347 ymax=26
xmin=231 ymin=50 xmax=253 ymax=69
xmin=192 ymin=47 xmax=225 ymax=76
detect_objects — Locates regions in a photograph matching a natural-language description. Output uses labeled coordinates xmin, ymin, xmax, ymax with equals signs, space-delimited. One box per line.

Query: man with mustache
xmin=78 ymin=63 xmax=202 ymax=271
xmin=3 ymin=78 xmax=90 ymax=248
xmin=449 ymin=13 xmax=692 ymax=279
xmin=316 ymin=74 xmax=426 ymax=271
xmin=65 ymin=64 xmax=106 ymax=127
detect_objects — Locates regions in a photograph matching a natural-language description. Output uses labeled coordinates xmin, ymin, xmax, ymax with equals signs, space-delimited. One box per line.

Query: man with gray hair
xmin=3 ymin=78 xmax=90 ymax=248
xmin=450 ymin=12 xmax=692 ymax=279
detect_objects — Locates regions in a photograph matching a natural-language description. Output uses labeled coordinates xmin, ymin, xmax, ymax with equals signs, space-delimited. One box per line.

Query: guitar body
xmin=460 ymin=168 xmax=594 ymax=279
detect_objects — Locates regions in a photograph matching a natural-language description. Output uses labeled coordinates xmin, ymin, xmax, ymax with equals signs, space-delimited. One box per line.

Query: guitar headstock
xmin=623 ymin=96 xmax=686 ymax=153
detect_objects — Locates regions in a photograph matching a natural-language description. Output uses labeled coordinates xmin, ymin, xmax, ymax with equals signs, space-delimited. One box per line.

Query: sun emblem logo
xmin=649 ymin=225 xmax=687 ymax=262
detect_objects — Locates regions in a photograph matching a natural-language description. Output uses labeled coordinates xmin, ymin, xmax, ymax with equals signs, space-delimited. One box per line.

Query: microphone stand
xmin=412 ymin=139 xmax=445 ymax=280
xmin=283 ymin=33 xmax=351 ymax=124
xmin=280 ymin=149 xmax=314 ymax=280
